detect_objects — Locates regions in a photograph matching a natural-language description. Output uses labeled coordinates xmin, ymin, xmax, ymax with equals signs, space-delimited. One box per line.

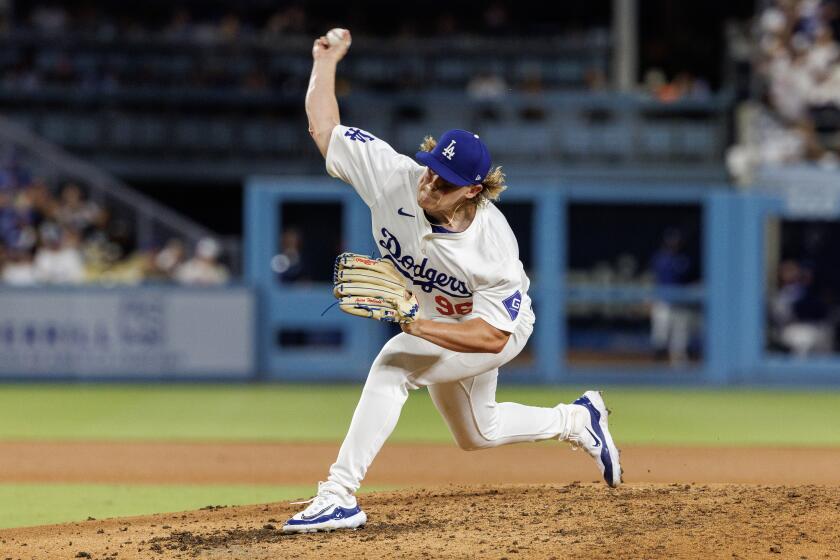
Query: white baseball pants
xmin=327 ymin=319 xmax=566 ymax=493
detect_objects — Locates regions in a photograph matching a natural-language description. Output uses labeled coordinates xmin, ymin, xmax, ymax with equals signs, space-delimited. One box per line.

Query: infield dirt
xmin=2 ymin=442 xmax=840 ymax=559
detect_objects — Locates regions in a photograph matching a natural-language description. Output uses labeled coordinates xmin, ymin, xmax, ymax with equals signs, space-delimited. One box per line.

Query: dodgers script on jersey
xmin=326 ymin=125 xmax=534 ymax=333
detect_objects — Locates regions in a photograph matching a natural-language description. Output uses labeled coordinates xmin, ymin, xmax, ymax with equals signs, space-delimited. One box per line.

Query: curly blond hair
xmin=418 ymin=136 xmax=507 ymax=206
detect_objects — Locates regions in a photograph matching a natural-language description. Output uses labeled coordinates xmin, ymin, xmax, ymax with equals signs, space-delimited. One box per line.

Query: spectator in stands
xmin=825 ymin=0 xmax=840 ymax=40
xmin=518 ymin=65 xmax=546 ymax=121
xmin=584 ymin=66 xmax=608 ymax=91
xmin=218 ymin=12 xmax=242 ymax=43
xmin=94 ymin=248 xmax=155 ymax=285
xmin=33 ymin=223 xmax=85 ymax=284
xmin=164 ymin=8 xmax=194 ymax=40
xmin=642 ymin=68 xmax=668 ymax=98
xmin=154 ymin=238 xmax=187 ymax=278
xmin=273 ymin=227 xmax=306 ymax=283
xmin=435 ymin=12 xmax=458 ymax=35
xmin=242 ymin=69 xmax=269 ymax=93
xmin=467 ymin=72 xmax=508 ymax=120
xmin=467 ymin=72 xmax=508 ymax=102
xmin=649 ymin=228 xmax=695 ymax=365
xmin=1 ymin=1 xmax=627 ymax=96
xmin=482 ymin=2 xmax=510 ymax=34
xmin=808 ymin=24 xmax=839 ymax=74
xmin=174 ymin=237 xmax=230 ymax=285
xmin=81 ymin=233 xmax=127 ymax=282
xmin=1 ymin=245 xmax=37 ymax=285
xmin=770 ymin=259 xmax=833 ymax=356
xmin=55 ymin=182 xmax=102 ymax=235
xmin=24 ymin=178 xmax=57 ymax=224
xmin=646 ymin=70 xmax=711 ymax=103
xmin=262 ymin=5 xmax=307 ymax=39
xmin=746 ymin=0 xmax=840 ymax=169
xmin=0 ymin=150 xmax=211 ymax=286
xmin=655 ymin=73 xmax=687 ymax=103
xmin=0 ymin=190 xmax=15 ymax=245
xmin=30 ymin=3 xmax=68 ymax=34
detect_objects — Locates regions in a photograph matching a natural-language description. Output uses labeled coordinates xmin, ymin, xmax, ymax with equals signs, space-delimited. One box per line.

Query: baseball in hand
xmin=327 ymin=28 xmax=350 ymax=47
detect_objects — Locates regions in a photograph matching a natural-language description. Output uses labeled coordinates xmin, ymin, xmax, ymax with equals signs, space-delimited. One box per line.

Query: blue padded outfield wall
xmin=245 ymin=176 xmax=840 ymax=386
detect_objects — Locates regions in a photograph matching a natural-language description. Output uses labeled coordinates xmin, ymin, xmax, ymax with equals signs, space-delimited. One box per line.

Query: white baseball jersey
xmin=326 ymin=125 xmax=534 ymax=333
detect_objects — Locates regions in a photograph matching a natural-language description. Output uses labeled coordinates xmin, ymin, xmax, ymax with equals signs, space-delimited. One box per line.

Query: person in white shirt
xmin=174 ymin=237 xmax=230 ymax=285
xmin=1 ymin=247 xmax=37 ymax=286
xmin=283 ymin=29 xmax=622 ymax=534
xmin=33 ymin=225 xmax=85 ymax=284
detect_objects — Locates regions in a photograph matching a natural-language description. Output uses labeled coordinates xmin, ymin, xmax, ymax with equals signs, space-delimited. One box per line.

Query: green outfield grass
xmin=0 ymin=484 xmax=390 ymax=529
xmin=1 ymin=384 xmax=839 ymax=446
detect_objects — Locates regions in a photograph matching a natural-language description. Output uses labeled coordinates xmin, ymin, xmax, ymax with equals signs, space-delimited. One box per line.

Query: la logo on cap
xmin=442 ymin=140 xmax=456 ymax=160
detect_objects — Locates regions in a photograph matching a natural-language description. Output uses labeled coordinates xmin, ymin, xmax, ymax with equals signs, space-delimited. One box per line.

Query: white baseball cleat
xmin=557 ymin=390 xmax=623 ymax=488
xmin=282 ymin=481 xmax=367 ymax=533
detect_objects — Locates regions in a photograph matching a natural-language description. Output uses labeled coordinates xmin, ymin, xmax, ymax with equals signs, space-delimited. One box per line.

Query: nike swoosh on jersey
xmin=397 ymin=208 xmax=415 ymax=218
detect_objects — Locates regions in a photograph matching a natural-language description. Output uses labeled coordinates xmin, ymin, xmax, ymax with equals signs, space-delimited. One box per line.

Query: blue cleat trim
xmin=573 ymin=395 xmax=614 ymax=486
xmin=284 ymin=505 xmax=362 ymax=526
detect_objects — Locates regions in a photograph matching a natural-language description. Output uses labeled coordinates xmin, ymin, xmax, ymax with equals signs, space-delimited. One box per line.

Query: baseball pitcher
xmin=283 ymin=28 xmax=622 ymax=534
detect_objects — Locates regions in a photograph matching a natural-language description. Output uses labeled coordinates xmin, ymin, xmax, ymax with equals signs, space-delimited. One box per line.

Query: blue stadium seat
xmin=555 ymin=119 xmax=592 ymax=157
xmin=72 ymin=117 xmax=100 ymax=147
xmin=40 ymin=115 xmax=73 ymax=145
xmin=678 ymin=124 xmax=719 ymax=158
xmin=135 ymin=118 xmax=167 ymax=149
xmin=270 ymin=122 xmax=303 ymax=153
xmin=593 ymin=122 xmax=633 ymax=159
xmin=242 ymin=121 xmax=305 ymax=154
xmin=242 ymin=121 xmax=271 ymax=153
xmin=637 ymin=125 xmax=674 ymax=158
xmin=480 ymin=122 xmax=552 ymax=160
xmin=107 ymin=116 xmax=134 ymax=148
xmin=352 ymin=57 xmax=401 ymax=82
xmin=432 ymin=60 xmax=470 ymax=84
xmin=207 ymin=121 xmax=235 ymax=150
xmin=395 ymin=123 xmax=434 ymax=154
xmin=173 ymin=119 xmax=204 ymax=149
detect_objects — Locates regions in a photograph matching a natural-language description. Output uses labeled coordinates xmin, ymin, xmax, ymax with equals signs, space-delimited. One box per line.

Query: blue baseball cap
xmin=415 ymin=129 xmax=491 ymax=187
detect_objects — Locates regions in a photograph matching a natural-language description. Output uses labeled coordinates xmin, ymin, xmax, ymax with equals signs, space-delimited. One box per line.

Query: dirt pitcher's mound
xmin=3 ymin=484 xmax=839 ymax=560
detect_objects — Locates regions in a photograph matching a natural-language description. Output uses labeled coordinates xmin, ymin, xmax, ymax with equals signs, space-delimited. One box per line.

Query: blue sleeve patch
xmin=502 ymin=290 xmax=522 ymax=321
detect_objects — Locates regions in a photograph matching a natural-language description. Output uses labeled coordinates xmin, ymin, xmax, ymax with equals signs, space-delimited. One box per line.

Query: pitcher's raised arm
xmin=305 ymin=28 xmax=352 ymax=157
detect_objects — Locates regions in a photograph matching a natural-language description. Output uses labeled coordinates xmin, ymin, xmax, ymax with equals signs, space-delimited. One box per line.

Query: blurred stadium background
xmin=1 ymin=0 xmax=840 ymax=531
